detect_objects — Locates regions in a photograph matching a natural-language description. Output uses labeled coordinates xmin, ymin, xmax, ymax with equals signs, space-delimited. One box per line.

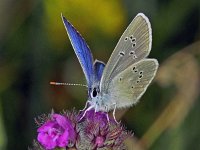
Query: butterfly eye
xmin=91 ymin=88 xmax=98 ymax=98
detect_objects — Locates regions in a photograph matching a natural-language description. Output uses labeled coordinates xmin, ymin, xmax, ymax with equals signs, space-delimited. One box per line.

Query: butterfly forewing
xmin=107 ymin=59 xmax=158 ymax=109
xmin=62 ymin=15 xmax=94 ymax=88
xmin=100 ymin=13 xmax=152 ymax=92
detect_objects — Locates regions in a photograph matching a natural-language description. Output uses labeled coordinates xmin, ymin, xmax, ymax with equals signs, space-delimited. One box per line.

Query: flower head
xmin=76 ymin=110 xmax=129 ymax=149
xmin=31 ymin=109 xmax=132 ymax=150
xmin=37 ymin=114 xmax=75 ymax=149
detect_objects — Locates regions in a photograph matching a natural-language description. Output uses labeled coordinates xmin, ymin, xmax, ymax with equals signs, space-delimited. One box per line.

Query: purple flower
xmin=76 ymin=110 xmax=129 ymax=149
xmin=37 ymin=114 xmax=75 ymax=149
xmin=31 ymin=109 xmax=132 ymax=150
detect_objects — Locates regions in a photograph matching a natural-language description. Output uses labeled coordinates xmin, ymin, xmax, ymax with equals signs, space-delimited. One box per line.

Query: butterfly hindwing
xmin=107 ymin=59 xmax=158 ymax=109
xmin=100 ymin=13 xmax=152 ymax=92
xmin=62 ymin=15 xmax=94 ymax=87
xmin=93 ymin=60 xmax=105 ymax=81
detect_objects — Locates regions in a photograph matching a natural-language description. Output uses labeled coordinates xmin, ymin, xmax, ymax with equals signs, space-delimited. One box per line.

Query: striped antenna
xmin=50 ymin=82 xmax=88 ymax=88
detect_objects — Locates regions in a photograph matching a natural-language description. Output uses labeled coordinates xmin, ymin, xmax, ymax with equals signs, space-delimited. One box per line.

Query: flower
xmin=31 ymin=109 xmax=132 ymax=150
xmin=37 ymin=114 xmax=75 ymax=149
xmin=76 ymin=110 xmax=129 ymax=149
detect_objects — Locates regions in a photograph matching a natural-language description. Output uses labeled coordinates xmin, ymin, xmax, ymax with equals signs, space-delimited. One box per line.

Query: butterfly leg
xmin=113 ymin=103 xmax=121 ymax=124
xmin=95 ymin=104 xmax=98 ymax=113
xmin=104 ymin=106 xmax=110 ymax=124
xmin=106 ymin=113 xmax=110 ymax=124
xmin=80 ymin=100 xmax=90 ymax=112
xmin=79 ymin=105 xmax=93 ymax=121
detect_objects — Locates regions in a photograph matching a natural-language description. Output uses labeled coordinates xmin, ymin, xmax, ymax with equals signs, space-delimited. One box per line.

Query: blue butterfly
xmin=61 ymin=13 xmax=158 ymax=120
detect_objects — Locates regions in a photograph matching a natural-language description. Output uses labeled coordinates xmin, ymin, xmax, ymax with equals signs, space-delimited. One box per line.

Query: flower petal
xmin=37 ymin=121 xmax=55 ymax=132
xmin=37 ymin=132 xmax=57 ymax=149
xmin=57 ymin=130 xmax=69 ymax=147
xmin=53 ymin=114 xmax=76 ymax=140
xmin=52 ymin=114 xmax=70 ymax=129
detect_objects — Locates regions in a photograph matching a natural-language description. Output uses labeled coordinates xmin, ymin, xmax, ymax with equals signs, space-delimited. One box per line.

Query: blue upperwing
xmin=94 ymin=60 xmax=105 ymax=81
xmin=62 ymin=15 xmax=94 ymax=87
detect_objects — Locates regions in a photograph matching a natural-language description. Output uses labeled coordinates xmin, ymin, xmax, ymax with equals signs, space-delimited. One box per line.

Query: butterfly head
xmin=88 ymin=83 xmax=108 ymax=112
xmin=90 ymin=87 xmax=99 ymax=99
xmin=89 ymin=82 xmax=100 ymax=101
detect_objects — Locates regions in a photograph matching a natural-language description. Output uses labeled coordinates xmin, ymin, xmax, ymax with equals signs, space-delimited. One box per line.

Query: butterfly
xmin=61 ymin=13 xmax=159 ymax=120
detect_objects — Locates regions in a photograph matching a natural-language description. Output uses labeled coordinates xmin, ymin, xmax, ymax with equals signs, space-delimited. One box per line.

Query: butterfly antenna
xmin=50 ymin=82 xmax=88 ymax=88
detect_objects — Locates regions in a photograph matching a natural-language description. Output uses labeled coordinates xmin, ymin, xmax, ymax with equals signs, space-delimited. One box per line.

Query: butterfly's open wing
xmin=100 ymin=13 xmax=152 ymax=92
xmin=62 ymin=15 xmax=94 ymax=87
xmin=107 ymin=59 xmax=158 ymax=109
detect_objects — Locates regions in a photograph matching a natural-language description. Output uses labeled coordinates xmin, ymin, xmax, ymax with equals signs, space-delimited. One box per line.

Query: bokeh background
xmin=0 ymin=0 xmax=200 ymax=149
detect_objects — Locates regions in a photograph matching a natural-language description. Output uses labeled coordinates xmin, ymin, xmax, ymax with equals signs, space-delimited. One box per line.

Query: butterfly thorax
xmin=89 ymin=96 xmax=107 ymax=112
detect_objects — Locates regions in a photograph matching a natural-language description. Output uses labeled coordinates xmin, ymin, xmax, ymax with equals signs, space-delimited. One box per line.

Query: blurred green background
xmin=0 ymin=0 xmax=200 ymax=149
